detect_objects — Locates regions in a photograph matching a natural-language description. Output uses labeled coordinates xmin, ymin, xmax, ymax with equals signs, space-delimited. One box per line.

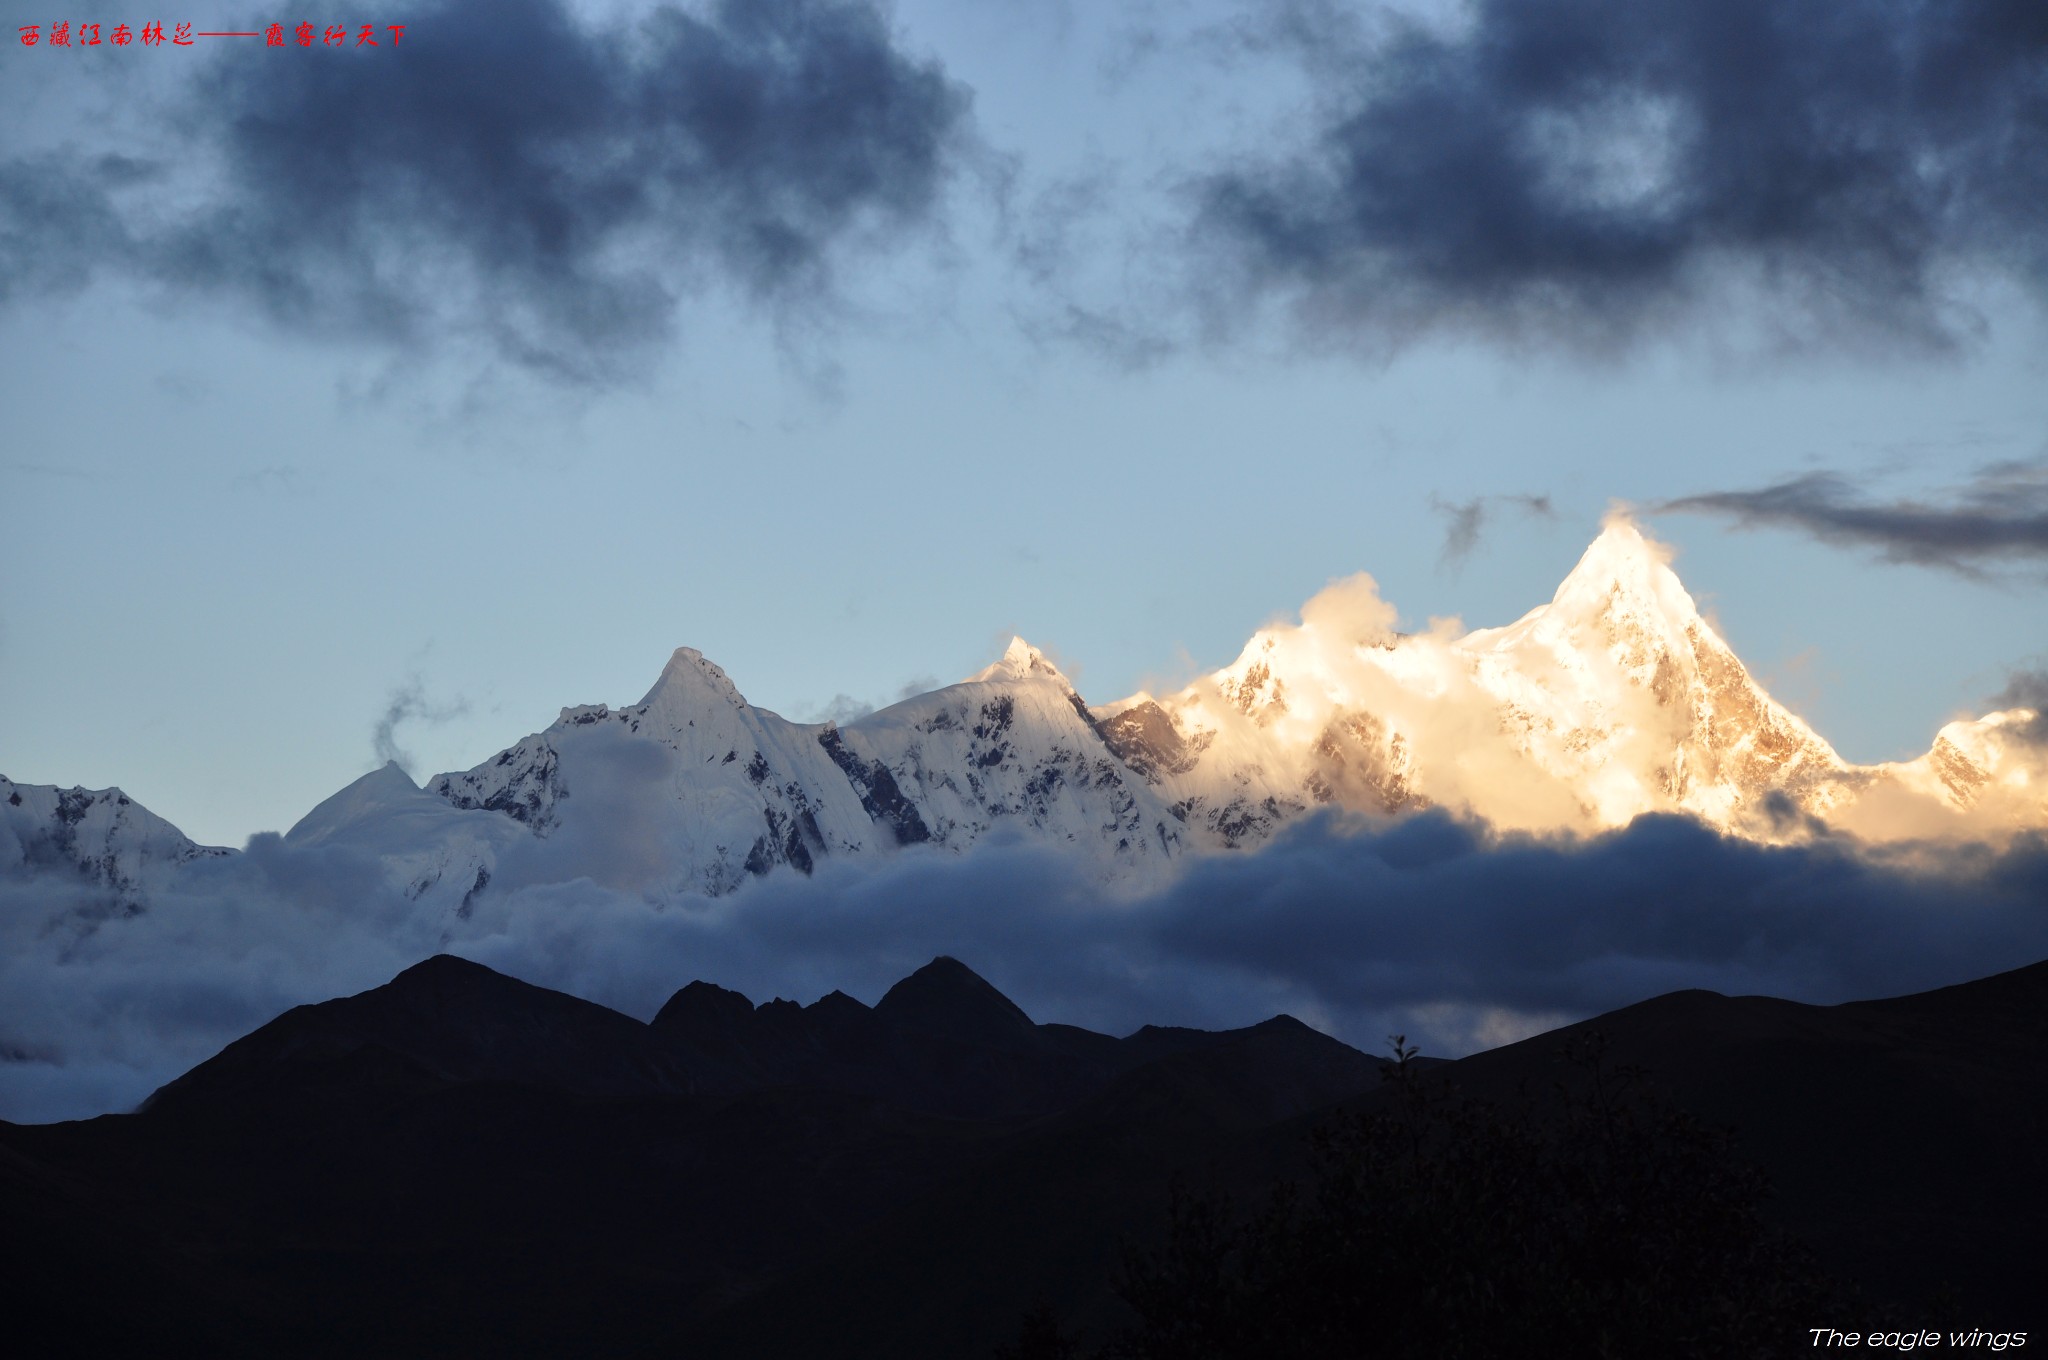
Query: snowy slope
xmin=15 ymin=520 xmax=2043 ymax=917
xmin=1457 ymin=521 xmax=1849 ymax=827
xmin=1099 ymin=520 xmax=2041 ymax=839
xmin=1097 ymin=520 xmax=2039 ymax=840
xmin=274 ymin=518 xmax=2048 ymax=912
xmin=289 ymin=639 xmax=1189 ymax=910
xmin=831 ymin=640 xmax=1184 ymax=870
xmin=286 ymin=761 xmax=530 ymax=916
xmin=1873 ymin=710 xmax=2047 ymax=834
xmin=0 ymin=775 xmax=230 ymax=897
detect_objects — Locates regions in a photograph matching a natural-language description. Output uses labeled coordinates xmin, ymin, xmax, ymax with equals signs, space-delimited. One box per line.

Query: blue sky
xmin=4 ymin=0 xmax=2045 ymax=848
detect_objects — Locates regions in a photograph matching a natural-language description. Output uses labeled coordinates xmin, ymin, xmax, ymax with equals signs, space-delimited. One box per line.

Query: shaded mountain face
xmin=643 ymin=954 xmax=1377 ymax=1124
xmin=0 ymin=954 xmax=1381 ymax=1358
xmin=143 ymin=954 xmax=698 ymax=1111
xmin=1328 ymin=958 xmax=2048 ymax=1324
xmin=11 ymin=521 xmax=2042 ymax=920
xmin=139 ymin=951 xmax=1375 ymax=1128
xmin=3 ymin=954 xmax=2039 ymax=1358
xmin=871 ymin=953 xmax=1039 ymax=1043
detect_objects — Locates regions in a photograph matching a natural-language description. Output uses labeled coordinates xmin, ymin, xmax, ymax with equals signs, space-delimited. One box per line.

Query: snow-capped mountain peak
xmin=288 ymin=760 xmax=423 ymax=847
xmin=640 ymin=646 xmax=751 ymax=712
xmin=26 ymin=521 xmax=2040 ymax=921
xmin=1882 ymin=706 xmax=2045 ymax=828
xmin=1551 ymin=515 xmax=1692 ymax=615
xmin=972 ymin=637 xmax=1072 ymax=687
xmin=1472 ymin=515 xmax=1705 ymax=673
xmin=1456 ymin=515 xmax=1846 ymax=828
xmin=1 ymin=775 xmax=230 ymax=895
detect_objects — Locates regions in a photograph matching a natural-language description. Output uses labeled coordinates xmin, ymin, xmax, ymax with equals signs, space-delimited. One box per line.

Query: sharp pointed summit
xmin=1461 ymin=520 xmax=1846 ymax=826
xmin=641 ymin=646 xmax=751 ymax=711
xmin=875 ymin=956 xmax=1039 ymax=1045
xmin=972 ymin=637 xmax=1072 ymax=686
xmin=25 ymin=522 xmax=2040 ymax=918
xmin=1547 ymin=514 xmax=1703 ymax=629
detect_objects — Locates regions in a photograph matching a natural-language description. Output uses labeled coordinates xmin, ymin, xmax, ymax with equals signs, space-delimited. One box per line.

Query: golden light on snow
xmin=1106 ymin=516 xmax=2046 ymax=845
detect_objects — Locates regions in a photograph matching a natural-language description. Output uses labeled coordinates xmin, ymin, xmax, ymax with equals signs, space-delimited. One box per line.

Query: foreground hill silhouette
xmin=1389 ymin=963 xmax=2048 ymax=1320
xmin=2 ymin=954 xmax=2042 ymax=1356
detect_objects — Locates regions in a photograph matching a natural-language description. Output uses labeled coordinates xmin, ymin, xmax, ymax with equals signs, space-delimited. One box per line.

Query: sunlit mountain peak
xmin=971 ymin=637 xmax=1072 ymax=687
xmin=22 ymin=524 xmax=2036 ymax=921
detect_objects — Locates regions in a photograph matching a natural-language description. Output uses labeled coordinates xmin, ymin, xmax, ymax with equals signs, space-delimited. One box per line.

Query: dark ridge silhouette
xmin=873 ymin=954 xmax=1041 ymax=1044
xmin=648 ymin=953 xmax=1284 ymax=1123
xmin=145 ymin=952 xmax=697 ymax=1111
xmin=694 ymin=1011 xmax=1388 ymax=1359
xmin=2 ymin=954 xmax=2041 ymax=1358
xmin=1390 ymin=959 xmax=2048 ymax=1318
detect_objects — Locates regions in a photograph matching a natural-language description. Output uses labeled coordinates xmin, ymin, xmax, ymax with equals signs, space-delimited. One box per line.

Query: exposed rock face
xmin=1306 ymin=712 xmax=1424 ymax=815
xmin=1098 ymin=701 xmax=1212 ymax=781
xmin=283 ymin=637 xmax=1194 ymax=912
xmin=1096 ymin=519 xmax=2040 ymax=842
xmin=274 ymin=521 xmax=2043 ymax=914
xmin=15 ymin=522 xmax=2039 ymax=919
xmin=432 ymin=734 xmax=566 ymax=831
xmin=1880 ymin=709 xmax=2045 ymax=825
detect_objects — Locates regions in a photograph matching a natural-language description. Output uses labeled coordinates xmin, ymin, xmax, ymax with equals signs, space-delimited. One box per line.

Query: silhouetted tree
xmin=1098 ymin=1035 xmax=1850 ymax=1360
xmin=994 ymin=1296 xmax=1082 ymax=1360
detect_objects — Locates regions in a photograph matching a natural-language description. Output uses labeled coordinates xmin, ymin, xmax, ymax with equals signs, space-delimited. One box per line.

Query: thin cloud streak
xmin=1656 ymin=459 xmax=2048 ymax=575
xmin=372 ymin=677 xmax=473 ymax=776
xmin=1431 ymin=491 xmax=1555 ymax=568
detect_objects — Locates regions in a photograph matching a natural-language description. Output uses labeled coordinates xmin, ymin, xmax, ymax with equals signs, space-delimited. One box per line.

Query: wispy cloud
xmin=229 ymin=466 xmax=310 ymax=495
xmin=797 ymin=674 xmax=944 ymax=725
xmin=1430 ymin=491 xmax=1555 ymax=568
xmin=1987 ymin=668 xmax=2048 ymax=745
xmin=1656 ymin=459 xmax=2048 ymax=576
xmin=373 ymin=676 xmax=471 ymax=774
xmin=801 ymin=694 xmax=878 ymax=725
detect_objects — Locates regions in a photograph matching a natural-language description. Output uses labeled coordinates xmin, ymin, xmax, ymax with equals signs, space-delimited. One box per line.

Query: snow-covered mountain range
xmin=1 ymin=776 xmax=230 ymax=902
xmin=7 ymin=520 xmax=2042 ymax=914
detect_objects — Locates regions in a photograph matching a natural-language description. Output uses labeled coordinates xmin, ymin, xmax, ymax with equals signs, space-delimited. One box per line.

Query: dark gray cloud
xmin=7 ymin=805 xmax=2044 ymax=1122
xmin=1193 ymin=0 xmax=2048 ymax=352
xmin=0 ymin=154 xmax=141 ymax=304
xmin=1122 ymin=812 xmax=2048 ymax=1027
xmin=0 ymin=0 xmax=971 ymax=381
xmin=1656 ymin=458 xmax=2048 ymax=575
xmin=1430 ymin=491 xmax=1554 ymax=567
